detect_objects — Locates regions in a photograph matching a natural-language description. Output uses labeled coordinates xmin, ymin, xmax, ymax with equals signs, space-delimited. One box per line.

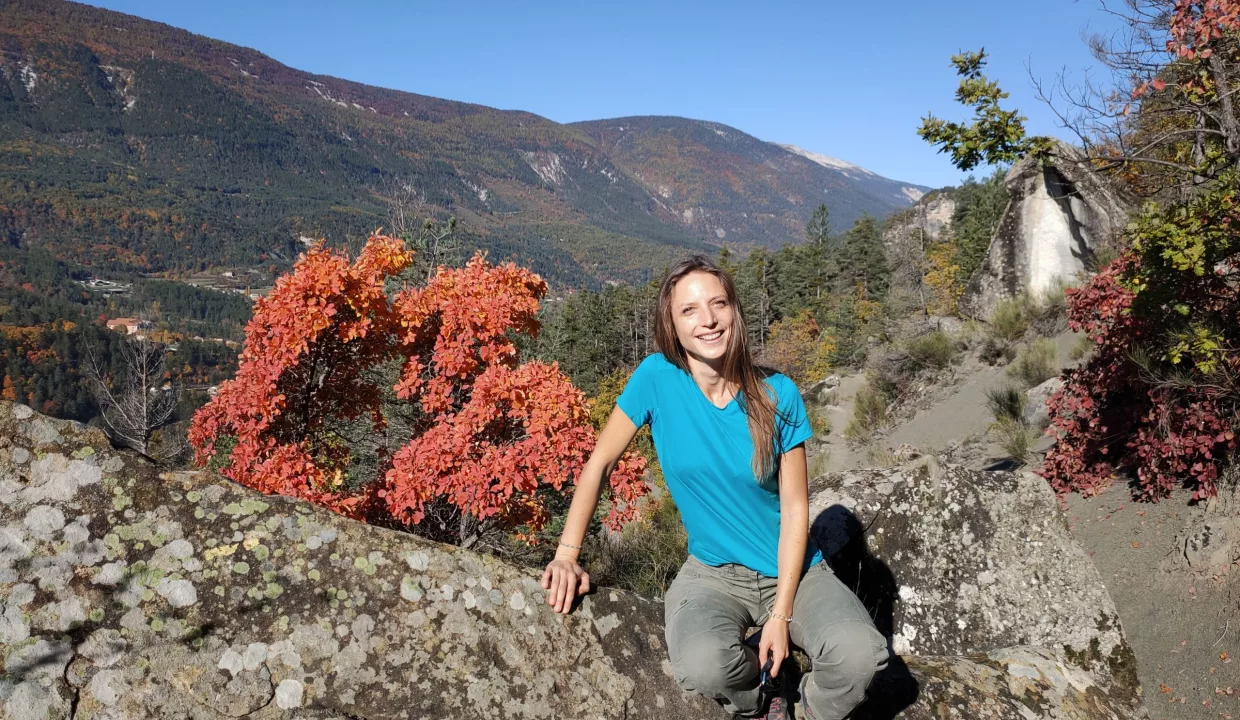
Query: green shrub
xmin=1007 ymin=337 xmax=1058 ymax=387
xmin=985 ymin=383 xmax=1036 ymax=465
xmin=984 ymin=384 xmax=1026 ymax=423
xmin=1038 ymin=279 xmax=1068 ymax=319
xmin=960 ymin=319 xmax=986 ymax=345
xmin=844 ymin=383 xmax=889 ymax=442
xmin=864 ymin=444 xmax=900 ymax=467
xmin=205 ymin=434 xmax=237 ymax=472
xmin=1030 ymin=280 xmax=1070 ymax=336
xmin=1069 ymin=334 xmax=1093 ymax=361
xmin=991 ymin=416 xmax=1036 ymax=466
xmin=989 ymin=296 xmax=1029 ymax=345
xmin=807 ymin=450 xmax=830 ymax=479
xmin=906 ymin=330 xmax=958 ymax=370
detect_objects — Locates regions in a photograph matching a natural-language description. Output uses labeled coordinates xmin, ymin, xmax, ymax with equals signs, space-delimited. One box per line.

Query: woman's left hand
xmin=758 ymin=618 xmax=790 ymax=677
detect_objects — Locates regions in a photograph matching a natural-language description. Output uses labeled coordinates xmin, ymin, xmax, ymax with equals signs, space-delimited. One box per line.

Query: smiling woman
xmin=541 ymin=255 xmax=888 ymax=720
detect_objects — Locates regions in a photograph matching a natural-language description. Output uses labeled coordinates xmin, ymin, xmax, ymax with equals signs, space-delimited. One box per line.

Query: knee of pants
xmin=672 ymin=633 xmax=749 ymax=695
xmin=812 ymin=622 xmax=888 ymax=685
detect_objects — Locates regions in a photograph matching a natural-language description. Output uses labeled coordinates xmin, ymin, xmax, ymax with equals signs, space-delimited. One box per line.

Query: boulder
xmin=1025 ymin=377 xmax=1064 ymax=430
xmin=882 ymin=193 xmax=958 ymax=250
xmin=1183 ymin=518 xmax=1240 ymax=571
xmin=0 ymin=403 xmax=1143 ymax=719
xmin=808 ymin=457 xmax=1142 ymax=716
xmin=802 ymin=376 xmax=841 ymax=406
xmin=863 ymin=647 xmax=1141 ymax=720
xmin=959 ymin=141 xmax=1131 ymax=319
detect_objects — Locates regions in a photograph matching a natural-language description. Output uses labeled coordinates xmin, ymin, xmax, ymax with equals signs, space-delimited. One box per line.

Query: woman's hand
xmin=758 ymin=619 xmax=790 ymax=677
xmin=540 ymin=558 xmax=590 ymax=614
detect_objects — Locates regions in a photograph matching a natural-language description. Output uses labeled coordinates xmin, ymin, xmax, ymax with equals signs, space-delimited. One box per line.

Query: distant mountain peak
xmin=777 ymin=144 xmax=865 ymax=174
xmin=778 ymin=144 xmax=926 ymax=203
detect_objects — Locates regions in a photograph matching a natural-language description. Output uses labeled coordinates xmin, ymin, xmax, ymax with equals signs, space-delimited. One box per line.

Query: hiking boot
xmin=755 ymin=694 xmax=790 ymax=720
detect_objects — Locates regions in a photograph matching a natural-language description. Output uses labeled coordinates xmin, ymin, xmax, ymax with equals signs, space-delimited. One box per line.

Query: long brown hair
xmin=654 ymin=255 xmax=779 ymax=479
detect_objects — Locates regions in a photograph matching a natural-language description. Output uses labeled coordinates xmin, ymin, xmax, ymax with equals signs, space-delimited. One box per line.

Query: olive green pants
xmin=664 ymin=556 xmax=888 ymax=719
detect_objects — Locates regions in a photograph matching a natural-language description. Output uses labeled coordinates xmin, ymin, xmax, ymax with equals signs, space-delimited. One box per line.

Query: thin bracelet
xmin=768 ymin=611 xmax=792 ymax=623
xmin=558 ymin=541 xmax=582 ymax=550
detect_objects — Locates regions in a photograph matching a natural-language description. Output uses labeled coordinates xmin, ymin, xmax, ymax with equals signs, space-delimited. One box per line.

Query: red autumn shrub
xmin=1038 ymin=182 xmax=1240 ymax=502
xmin=190 ymin=234 xmax=648 ymax=538
xmin=188 ymin=235 xmax=413 ymax=517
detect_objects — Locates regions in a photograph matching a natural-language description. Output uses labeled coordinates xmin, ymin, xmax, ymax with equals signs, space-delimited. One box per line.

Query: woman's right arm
xmin=541 ymin=406 xmax=640 ymax=614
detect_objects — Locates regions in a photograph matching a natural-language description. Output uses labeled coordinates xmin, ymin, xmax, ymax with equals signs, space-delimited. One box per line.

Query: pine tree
xmin=836 ymin=215 xmax=889 ymax=300
xmin=734 ymin=248 xmax=775 ymax=351
xmin=718 ymin=245 xmax=737 ymax=276
xmin=805 ymin=204 xmax=835 ymax=300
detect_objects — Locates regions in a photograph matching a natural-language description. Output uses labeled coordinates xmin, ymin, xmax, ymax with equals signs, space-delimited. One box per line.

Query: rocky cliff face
xmin=958 ymin=142 xmax=1130 ymax=319
xmin=0 ymin=403 xmax=1145 ymax=719
xmin=882 ymin=192 xmax=959 ymax=314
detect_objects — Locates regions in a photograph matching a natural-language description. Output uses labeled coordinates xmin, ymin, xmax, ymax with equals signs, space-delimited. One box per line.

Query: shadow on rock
xmin=811 ymin=503 xmax=918 ymax=720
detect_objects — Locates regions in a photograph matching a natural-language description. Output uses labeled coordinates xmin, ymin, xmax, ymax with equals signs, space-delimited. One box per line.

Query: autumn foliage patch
xmin=1038 ymin=183 xmax=1240 ymax=501
xmin=189 ymin=234 xmax=648 ymax=539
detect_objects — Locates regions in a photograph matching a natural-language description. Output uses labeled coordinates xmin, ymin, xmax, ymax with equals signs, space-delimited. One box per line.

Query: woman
xmin=541 ymin=256 xmax=889 ymax=720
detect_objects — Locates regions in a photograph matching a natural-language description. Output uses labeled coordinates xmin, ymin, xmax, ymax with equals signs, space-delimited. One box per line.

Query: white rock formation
xmin=959 ymin=141 xmax=1130 ymax=318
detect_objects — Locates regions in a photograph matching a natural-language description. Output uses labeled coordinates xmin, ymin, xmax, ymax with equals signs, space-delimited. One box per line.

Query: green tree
xmin=804 ymin=204 xmax=835 ymax=298
xmin=918 ymin=50 xmax=1053 ymax=171
xmin=949 ymin=170 xmax=1010 ymax=284
xmin=717 ymin=245 xmax=737 ymax=276
xmin=733 ymin=247 xmax=776 ymax=351
xmin=836 ymin=215 xmax=889 ymax=300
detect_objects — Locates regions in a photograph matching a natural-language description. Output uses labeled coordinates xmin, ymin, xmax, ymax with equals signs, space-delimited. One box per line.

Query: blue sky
xmin=83 ymin=0 xmax=1121 ymax=189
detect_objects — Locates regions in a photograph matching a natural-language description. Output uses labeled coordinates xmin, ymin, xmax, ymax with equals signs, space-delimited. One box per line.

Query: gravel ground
xmin=1065 ymin=485 xmax=1238 ymax=720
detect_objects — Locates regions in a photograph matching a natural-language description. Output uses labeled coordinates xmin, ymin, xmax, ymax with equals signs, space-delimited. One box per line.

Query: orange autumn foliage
xmin=188 ymin=234 xmax=412 ymax=518
xmin=189 ymin=234 xmax=647 ymax=538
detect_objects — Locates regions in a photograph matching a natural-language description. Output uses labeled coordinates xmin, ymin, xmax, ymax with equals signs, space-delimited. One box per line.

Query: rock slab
xmin=959 ymin=141 xmax=1131 ymax=319
xmin=0 ymin=403 xmax=1144 ymax=719
xmin=809 ymin=457 xmax=1142 ymax=715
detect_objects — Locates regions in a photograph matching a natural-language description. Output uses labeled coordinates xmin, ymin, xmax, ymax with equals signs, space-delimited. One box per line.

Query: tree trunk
xmin=1208 ymin=52 xmax=1240 ymax=167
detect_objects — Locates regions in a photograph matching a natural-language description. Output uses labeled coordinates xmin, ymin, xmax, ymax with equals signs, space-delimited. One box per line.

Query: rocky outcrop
xmin=809 ymin=457 xmax=1143 ymax=715
xmin=959 ymin=141 xmax=1130 ymax=319
xmin=883 ymin=192 xmax=958 ymax=248
xmin=884 ymin=192 xmax=959 ymax=314
xmin=0 ymin=403 xmax=1144 ymax=719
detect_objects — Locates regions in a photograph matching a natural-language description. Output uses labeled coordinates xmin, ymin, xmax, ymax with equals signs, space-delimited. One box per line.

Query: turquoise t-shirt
xmin=616 ymin=352 xmax=820 ymax=577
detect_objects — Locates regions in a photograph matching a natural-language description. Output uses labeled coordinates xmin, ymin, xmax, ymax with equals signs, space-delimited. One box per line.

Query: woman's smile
xmin=671 ymin=270 xmax=736 ymax=365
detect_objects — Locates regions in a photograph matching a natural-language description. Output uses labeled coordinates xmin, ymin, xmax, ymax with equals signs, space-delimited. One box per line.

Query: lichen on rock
xmin=809 ymin=456 xmax=1142 ymax=708
xmin=0 ymin=402 xmax=1145 ymax=719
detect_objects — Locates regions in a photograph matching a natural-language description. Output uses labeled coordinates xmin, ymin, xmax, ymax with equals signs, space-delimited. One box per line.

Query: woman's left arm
xmin=759 ymin=444 xmax=809 ymax=678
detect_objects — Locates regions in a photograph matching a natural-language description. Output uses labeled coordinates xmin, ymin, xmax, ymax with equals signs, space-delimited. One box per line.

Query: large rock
xmin=0 ymin=403 xmax=1143 ymax=719
xmin=959 ymin=141 xmax=1131 ymax=319
xmin=1025 ymin=376 xmax=1064 ymax=430
xmin=1183 ymin=518 xmax=1240 ymax=571
xmin=809 ymin=457 xmax=1143 ymax=715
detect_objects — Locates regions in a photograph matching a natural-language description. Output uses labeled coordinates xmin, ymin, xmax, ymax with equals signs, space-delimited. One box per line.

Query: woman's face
xmin=670 ymin=270 xmax=734 ymax=365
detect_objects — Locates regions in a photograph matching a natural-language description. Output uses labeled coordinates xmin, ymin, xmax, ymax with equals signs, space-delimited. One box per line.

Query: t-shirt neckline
xmin=685 ymin=372 xmax=740 ymax=412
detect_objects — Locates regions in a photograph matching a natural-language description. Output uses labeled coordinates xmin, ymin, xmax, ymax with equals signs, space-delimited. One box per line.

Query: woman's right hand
xmin=541 ymin=558 xmax=590 ymax=614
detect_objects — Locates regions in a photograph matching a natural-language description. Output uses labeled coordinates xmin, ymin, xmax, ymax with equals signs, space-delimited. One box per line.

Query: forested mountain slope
xmin=573 ymin=117 xmax=928 ymax=247
xmin=0 ymin=0 xmax=925 ymax=287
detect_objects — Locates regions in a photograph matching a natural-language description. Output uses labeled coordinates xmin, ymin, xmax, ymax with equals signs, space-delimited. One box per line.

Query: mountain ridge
xmin=0 ymin=0 xmax=929 ymax=287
